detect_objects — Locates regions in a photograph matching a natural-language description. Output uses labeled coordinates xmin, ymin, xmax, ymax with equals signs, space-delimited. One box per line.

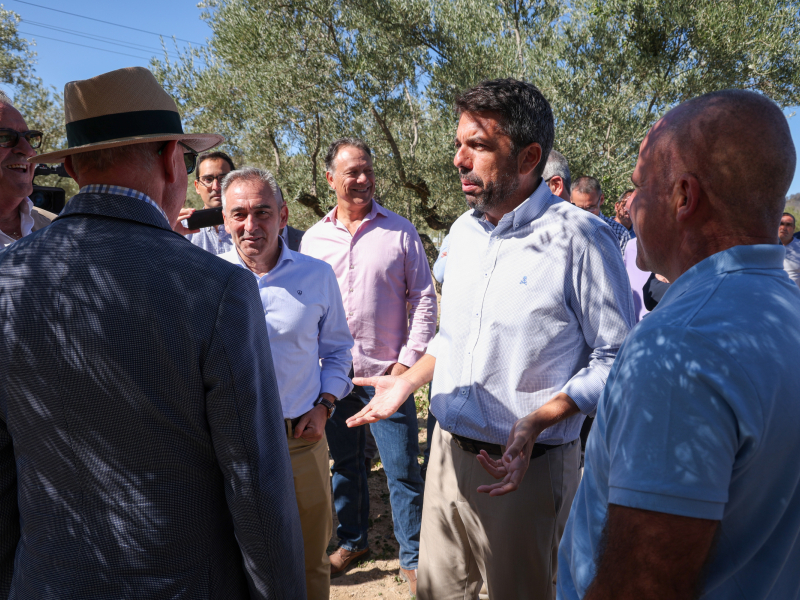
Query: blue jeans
xmin=326 ymin=383 xmax=424 ymax=570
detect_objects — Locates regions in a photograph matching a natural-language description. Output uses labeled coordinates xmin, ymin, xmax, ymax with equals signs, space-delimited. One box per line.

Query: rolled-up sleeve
xmin=203 ymin=269 xmax=306 ymax=599
xmin=398 ymin=228 xmax=438 ymax=367
xmin=562 ymin=224 xmax=635 ymax=416
xmin=319 ymin=266 xmax=355 ymax=400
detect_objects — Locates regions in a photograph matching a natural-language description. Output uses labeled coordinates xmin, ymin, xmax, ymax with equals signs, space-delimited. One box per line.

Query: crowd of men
xmin=0 ymin=65 xmax=798 ymax=600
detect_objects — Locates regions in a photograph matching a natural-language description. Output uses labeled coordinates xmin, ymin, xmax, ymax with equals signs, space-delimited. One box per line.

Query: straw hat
xmin=32 ymin=67 xmax=224 ymax=164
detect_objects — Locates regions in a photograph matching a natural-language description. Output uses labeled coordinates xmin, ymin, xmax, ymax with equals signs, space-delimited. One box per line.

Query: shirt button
xmin=461 ymin=390 xmax=467 ymax=396
xmin=349 ymin=265 xmax=354 ymax=269
xmin=349 ymin=288 xmax=353 ymax=292
xmin=349 ymin=311 xmax=354 ymax=316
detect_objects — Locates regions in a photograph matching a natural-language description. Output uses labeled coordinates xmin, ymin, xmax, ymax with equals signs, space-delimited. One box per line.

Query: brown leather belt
xmin=451 ymin=432 xmax=563 ymax=460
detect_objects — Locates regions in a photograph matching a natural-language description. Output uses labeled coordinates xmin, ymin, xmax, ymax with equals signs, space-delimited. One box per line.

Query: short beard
xmin=460 ymin=164 xmax=520 ymax=213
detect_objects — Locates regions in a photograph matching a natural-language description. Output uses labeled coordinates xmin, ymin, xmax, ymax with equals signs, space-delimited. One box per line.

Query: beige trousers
xmin=418 ymin=424 xmax=580 ymax=600
xmin=286 ymin=424 xmax=333 ymax=600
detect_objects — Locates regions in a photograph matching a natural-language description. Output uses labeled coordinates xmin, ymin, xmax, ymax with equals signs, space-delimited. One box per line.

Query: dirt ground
xmin=328 ymin=404 xmax=429 ymax=600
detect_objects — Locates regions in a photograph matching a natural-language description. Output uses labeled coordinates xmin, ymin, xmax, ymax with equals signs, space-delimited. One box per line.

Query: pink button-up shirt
xmin=300 ymin=201 xmax=437 ymax=378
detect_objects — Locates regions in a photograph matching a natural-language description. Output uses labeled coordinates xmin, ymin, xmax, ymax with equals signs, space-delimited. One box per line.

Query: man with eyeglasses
xmin=0 ymin=67 xmax=304 ymax=598
xmin=0 ymin=94 xmax=54 ymax=247
xmin=182 ymin=151 xmax=236 ymax=254
xmin=780 ymin=211 xmax=800 ymax=287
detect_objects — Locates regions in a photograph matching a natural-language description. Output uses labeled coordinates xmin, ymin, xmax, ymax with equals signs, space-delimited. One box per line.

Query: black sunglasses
xmin=157 ymin=141 xmax=198 ymax=175
xmin=0 ymin=128 xmax=43 ymax=149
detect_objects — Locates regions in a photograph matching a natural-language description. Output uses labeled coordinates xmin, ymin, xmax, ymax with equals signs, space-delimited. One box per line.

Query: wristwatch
xmin=314 ymin=394 xmax=336 ymax=419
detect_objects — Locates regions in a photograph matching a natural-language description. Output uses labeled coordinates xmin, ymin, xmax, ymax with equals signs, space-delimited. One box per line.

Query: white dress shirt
xmin=1 ymin=197 xmax=38 ymax=247
xmin=428 ymin=180 xmax=635 ymax=445
xmin=220 ymin=240 xmax=354 ymax=418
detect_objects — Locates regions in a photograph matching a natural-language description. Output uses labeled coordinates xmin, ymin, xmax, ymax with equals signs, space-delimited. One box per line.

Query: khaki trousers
xmin=418 ymin=424 xmax=580 ymax=600
xmin=286 ymin=423 xmax=333 ymax=600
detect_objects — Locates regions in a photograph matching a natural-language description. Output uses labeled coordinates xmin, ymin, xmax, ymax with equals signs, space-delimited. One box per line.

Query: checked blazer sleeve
xmin=203 ymin=268 xmax=306 ymax=599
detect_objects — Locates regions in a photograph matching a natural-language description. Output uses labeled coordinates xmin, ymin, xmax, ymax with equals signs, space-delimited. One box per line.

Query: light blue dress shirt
xmin=220 ymin=241 xmax=354 ymax=418
xmin=427 ymin=180 xmax=635 ymax=445
xmin=432 ymin=233 xmax=450 ymax=284
xmin=186 ymin=225 xmax=234 ymax=255
xmin=558 ymin=244 xmax=800 ymax=600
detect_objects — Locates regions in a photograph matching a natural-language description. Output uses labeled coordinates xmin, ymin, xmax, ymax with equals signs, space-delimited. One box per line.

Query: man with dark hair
xmin=182 ymin=150 xmax=237 ymax=254
xmin=542 ymin=149 xmax=571 ymax=202
xmin=571 ymin=175 xmax=630 ymax=253
xmin=300 ymin=137 xmax=436 ymax=592
xmin=0 ymin=98 xmax=55 ymax=247
xmin=0 ymin=67 xmax=304 ymax=598
xmin=346 ymin=78 xmax=633 ymax=599
xmin=615 ymin=189 xmax=635 ymax=237
xmin=559 ymin=90 xmax=800 ymax=600
xmin=780 ymin=211 xmax=799 ymax=286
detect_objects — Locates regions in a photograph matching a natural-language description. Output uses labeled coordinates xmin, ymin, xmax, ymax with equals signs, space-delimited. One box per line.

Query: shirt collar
xmin=470 ymin=178 xmax=553 ymax=232
xmin=660 ymin=244 xmax=787 ymax=307
xmin=325 ymin=199 xmax=387 ymax=225
xmin=233 ymin=236 xmax=294 ymax=277
xmin=79 ymin=185 xmax=169 ymax=226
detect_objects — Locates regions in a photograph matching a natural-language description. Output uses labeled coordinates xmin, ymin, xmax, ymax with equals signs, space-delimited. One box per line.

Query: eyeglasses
xmin=0 ymin=129 xmax=43 ymax=149
xmin=157 ymin=141 xmax=198 ymax=174
xmin=197 ymin=173 xmax=227 ymax=187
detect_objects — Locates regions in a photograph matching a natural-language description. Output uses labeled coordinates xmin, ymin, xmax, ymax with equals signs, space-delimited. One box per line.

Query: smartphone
xmin=183 ymin=207 xmax=224 ymax=230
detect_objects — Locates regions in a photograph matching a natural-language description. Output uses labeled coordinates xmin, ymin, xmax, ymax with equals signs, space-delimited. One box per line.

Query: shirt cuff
xmin=561 ymin=372 xmax=604 ymax=416
xmin=320 ymin=375 xmax=354 ymax=401
xmin=398 ymin=347 xmax=423 ymax=368
xmin=608 ymin=486 xmax=726 ymax=521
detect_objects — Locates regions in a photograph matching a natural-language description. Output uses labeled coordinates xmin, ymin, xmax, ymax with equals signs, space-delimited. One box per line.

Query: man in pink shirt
xmin=300 ymin=137 xmax=437 ymax=594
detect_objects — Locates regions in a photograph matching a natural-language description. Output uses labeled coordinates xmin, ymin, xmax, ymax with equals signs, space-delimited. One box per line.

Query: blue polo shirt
xmin=558 ymin=244 xmax=800 ymax=600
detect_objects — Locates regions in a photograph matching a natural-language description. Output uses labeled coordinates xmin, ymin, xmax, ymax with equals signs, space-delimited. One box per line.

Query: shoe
xmin=399 ymin=567 xmax=417 ymax=595
xmin=329 ymin=546 xmax=370 ymax=578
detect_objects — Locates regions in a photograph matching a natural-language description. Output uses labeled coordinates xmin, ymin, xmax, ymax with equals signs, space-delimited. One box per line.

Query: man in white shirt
xmin=780 ymin=212 xmax=800 ymax=287
xmin=0 ymin=96 xmax=55 ymax=247
xmin=219 ymin=166 xmax=354 ymax=600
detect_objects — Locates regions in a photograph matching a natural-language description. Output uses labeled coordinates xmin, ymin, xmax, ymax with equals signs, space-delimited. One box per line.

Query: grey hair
xmin=571 ymin=175 xmax=602 ymax=197
xmin=542 ymin=150 xmax=571 ymax=190
xmin=221 ymin=166 xmax=284 ymax=210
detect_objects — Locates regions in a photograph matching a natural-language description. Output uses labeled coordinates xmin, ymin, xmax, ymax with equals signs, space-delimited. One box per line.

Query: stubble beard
xmin=461 ymin=167 xmax=520 ymax=213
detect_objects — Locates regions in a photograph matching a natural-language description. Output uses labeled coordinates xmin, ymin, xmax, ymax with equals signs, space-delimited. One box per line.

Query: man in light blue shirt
xmin=219 ymin=167 xmax=354 ymax=600
xmin=346 ymin=79 xmax=634 ymax=599
xmin=559 ymin=90 xmax=800 ymax=600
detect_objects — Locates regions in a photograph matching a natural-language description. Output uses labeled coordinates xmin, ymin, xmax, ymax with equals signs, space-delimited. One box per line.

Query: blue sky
xmin=6 ymin=0 xmax=800 ymax=196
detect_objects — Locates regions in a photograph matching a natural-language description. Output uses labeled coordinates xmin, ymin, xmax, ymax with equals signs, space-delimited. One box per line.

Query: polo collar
xmin=659 ymin=244 xmax=787 ymax=307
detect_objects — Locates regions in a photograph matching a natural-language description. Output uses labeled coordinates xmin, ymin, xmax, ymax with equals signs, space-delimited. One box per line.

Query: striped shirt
xmin=428 ymin=181 xmax=635 ymax=445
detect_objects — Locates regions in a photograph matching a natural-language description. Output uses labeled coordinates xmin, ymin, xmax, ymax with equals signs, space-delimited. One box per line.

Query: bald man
xmin=558 ymin=90 xmax=800 ymax=600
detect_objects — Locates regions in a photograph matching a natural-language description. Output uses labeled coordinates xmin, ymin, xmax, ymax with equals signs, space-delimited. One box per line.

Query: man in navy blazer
xmin=0 ymin=67 xmax=305 ymax=598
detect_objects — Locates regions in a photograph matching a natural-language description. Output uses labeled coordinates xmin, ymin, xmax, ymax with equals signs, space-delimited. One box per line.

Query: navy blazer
xmin=0 ymin=193 xmax=305 ymax=599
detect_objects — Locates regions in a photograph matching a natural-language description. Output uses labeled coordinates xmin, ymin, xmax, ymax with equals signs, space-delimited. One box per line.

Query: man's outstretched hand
xmin=346 ymin=375 xmax=414 ymax=427
xmin=476 ymin=392 xmax=579 ymax=497
xmin=476 ymin=414 xmax=539 ymax=497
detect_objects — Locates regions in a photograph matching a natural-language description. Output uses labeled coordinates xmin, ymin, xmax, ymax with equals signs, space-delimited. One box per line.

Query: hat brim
xmin=29 ymin=132 xmax=225 ymax=164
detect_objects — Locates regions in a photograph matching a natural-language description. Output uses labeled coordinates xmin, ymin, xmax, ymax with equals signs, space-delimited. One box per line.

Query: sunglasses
xmin=0 ymin=128 xmax=43 ymax=149
xmin=158 ymin=141 xmax=198 ymax=175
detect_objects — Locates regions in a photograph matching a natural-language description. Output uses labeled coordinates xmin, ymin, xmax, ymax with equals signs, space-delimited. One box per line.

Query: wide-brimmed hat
xmin=32 ymin=66 xmax=224 ymax=164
